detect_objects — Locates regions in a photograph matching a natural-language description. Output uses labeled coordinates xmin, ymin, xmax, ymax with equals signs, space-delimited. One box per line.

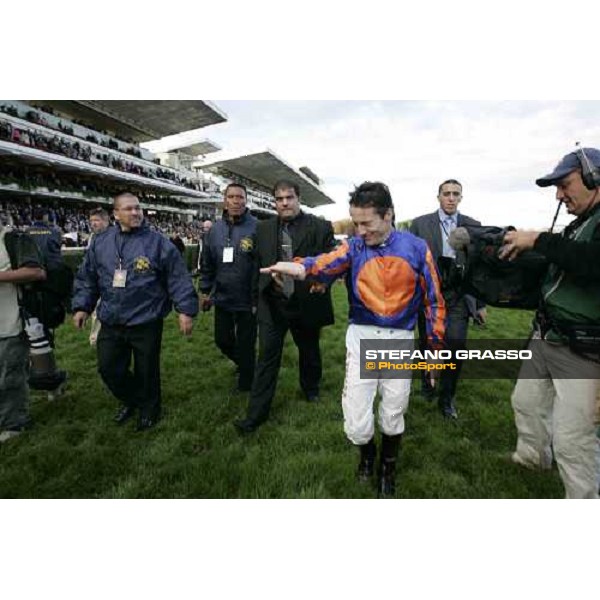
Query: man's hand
xmin=178 ymin=314 xmax=193 ymax=336
xmin=428 ymin=371 xmax=439 ymax=389
xmin=200 ymin=294 xmax=212 ymax=312
xmin=499 ymin=230 xmax=540 ymax=261
xmin=73 ymin=311 xmax=89 ymax=329
xmin=426 ymin=359 xmax=444 ymax=388
xmin=270 ymin=273 xmax=285 ymax=293
xmin=260 ymin=261 xmax=306 ymax=280
xmin=475 ymin=307 xmax=487 ymax=325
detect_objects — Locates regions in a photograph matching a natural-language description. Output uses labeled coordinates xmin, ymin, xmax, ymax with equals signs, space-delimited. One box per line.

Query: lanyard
xmin=116 ymin=230 xmax=128 ymax=269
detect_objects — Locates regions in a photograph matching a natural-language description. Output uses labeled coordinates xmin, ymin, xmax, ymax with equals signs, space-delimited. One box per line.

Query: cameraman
xmin=500 ymin=148 xmax=600 ymax=499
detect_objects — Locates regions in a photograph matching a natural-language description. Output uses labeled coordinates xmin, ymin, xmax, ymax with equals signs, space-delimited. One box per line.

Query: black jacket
xmin=409 ymin=211 xmax=482 ymax=261
xmin=25 ymin=222 xmax=63 ymax=269
xmin=253 ymin=212 xmax=336 ymax=329
xmin=534 ymin=202 xmax=600 ymax=279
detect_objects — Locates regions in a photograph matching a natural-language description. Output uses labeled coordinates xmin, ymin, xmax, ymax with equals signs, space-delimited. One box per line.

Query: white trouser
xmin=342 ymin=324 xmax=413 ymax=445
xmin=512 ymin=339 xmax=600 ymax=499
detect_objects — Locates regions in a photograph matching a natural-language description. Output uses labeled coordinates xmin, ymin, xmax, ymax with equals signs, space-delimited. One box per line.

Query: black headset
xmin=575 ymin=143 xmax=600 ymax=190
xmin=550 ymin=143 xmax=600 ymax=231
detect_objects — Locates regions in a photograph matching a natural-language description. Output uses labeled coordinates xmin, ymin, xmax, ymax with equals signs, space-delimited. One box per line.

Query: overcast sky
xmin=146 ymin=101 xmax=600 ymax=230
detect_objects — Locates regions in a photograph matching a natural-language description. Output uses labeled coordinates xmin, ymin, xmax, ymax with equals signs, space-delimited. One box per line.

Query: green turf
xmin=0 ymin=284 xmax=564 ymax=498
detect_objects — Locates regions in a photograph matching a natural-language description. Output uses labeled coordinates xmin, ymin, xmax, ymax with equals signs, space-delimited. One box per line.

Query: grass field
xmin=0 ymin=284 xmax=565 ymax=498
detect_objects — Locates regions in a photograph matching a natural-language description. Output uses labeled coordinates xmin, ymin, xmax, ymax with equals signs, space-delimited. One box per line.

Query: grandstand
xmin=195 ymin=149 xmax=334 ymax=216
xmin=0 ymin=100 xmax=227 ymax=234
xmin=0 ymin=100 xmax=335 ymax=239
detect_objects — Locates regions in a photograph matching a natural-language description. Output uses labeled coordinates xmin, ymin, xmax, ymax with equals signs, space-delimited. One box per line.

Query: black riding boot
xmin=378 ymin=433 xmax=402 ymax=498
xmin=357 ymin=438 xmax=376 ymax=483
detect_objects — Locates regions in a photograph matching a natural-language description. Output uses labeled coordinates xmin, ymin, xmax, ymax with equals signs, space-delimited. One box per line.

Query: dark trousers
xmin=214 ymin=306 xmax=257 ymax=390
xmin=418 ymin=298 xmax=469 ymax=400
xmin=97 ymin=319 xmax=164 ymax=417
xmin=245 ymin=312 xmax=322 ymax=425
xmin=438 ymin=300 xmax=469 ymax=402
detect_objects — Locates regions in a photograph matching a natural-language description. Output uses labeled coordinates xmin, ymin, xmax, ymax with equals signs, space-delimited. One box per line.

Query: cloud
xmin=148 ymin=101 xmax=600 ymax=229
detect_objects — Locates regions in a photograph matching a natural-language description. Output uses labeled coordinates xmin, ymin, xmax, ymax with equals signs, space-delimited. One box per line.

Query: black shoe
xmin=136 ymin=409 xmax=162 ymax=432
xmin=357 ymin=439 xmax=376 ymax=483
xmin=113 ymin=406 xmax=136 ymax=425
xmin=439 ymin=397 xmax=458 ymax=420
xmin=442 ymin=407 xmax=459 ymax=420
xmin=378 ymin=460 xmax=397 ymax=498
xmin=378 ymin=433 xmax=401 ymax=498
xmin=234 ymin=419 xmax=259 ymax=435
xmin=305 ymin=393 xmax=320 ymax=403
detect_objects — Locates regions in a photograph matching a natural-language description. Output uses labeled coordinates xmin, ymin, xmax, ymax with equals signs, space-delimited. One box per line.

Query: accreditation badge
xmin=113 ymin=269 xmax=128 ymax=288
xmin=223 ymin=247 xmax=234 ymax=263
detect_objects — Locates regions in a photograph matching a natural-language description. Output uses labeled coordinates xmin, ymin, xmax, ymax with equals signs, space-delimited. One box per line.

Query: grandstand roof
xmin=30 ymin=101 xmax=227 ymax=142
xmin=198 ymin=150 xmax=334 ymax=207
xmin=162 ymin=139 xmax=222 ymax=156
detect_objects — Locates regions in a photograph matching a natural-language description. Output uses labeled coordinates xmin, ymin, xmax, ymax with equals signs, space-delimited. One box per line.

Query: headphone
xmin=575 ymin=143 xmax=600 ymax=190
xmin=550 ymin=143 xmax=600 ymax=232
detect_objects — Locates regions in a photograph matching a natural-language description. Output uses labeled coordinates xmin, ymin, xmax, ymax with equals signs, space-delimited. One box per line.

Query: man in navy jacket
xmin=72 ymin=192 xmax=199 ymax=431
xmin=200 ymin=183 xmax=258 ymax=391
xmin=25 ymin=207 xmax=63 ymax=269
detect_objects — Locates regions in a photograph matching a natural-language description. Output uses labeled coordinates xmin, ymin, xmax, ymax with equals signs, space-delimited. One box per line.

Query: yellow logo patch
xmin=240 ymin=237 xmax=254 ymax=253
xmin=133 ymin=256 xmax=151 ymax=273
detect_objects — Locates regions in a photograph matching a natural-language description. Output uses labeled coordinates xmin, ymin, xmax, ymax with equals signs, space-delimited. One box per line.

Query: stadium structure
xmin=0 ymin=100 xmax=334 ymax=244
xmin=194 ymin=149 xmax=334 ymax=217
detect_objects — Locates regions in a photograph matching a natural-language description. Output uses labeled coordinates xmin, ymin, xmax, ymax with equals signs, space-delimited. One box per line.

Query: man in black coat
xmin=235 ymin=180 xmax=335 ymax=434
xmin=410 ymin=179 xmax=486 ymax=419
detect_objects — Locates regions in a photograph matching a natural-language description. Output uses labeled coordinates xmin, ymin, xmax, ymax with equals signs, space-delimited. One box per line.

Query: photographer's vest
xmin=542 ymin=205 xmax=600 ymax=341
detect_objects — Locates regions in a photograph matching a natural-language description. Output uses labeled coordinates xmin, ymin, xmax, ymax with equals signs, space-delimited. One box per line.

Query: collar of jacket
xmin=379 ymin=227 xmax=398 ymax=247
xmin=278 ymin=210 xmax=305 ymax=227
xmin=224 ymin=208 xmax=250 ymax=226
xmin=437 ymin=209 xmax=459 ymax=224
xmin=568 ymin=199 xmax=600 ymax=232
xmin=356 ymin=227 xmax=398 ymax=250
xmin=118 ymin=221 xmax=149 ymax=235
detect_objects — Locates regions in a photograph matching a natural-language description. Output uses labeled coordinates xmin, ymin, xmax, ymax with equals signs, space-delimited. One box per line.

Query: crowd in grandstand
xmin=0 ymin=103 xmax=141 ymax=149
xmin=0 ymin=198 xmax=212 ymax=246
xmin=0 ymin=163 xmax=213 ymax=209
xmin=0 ymin=103 xmax=213 ymax=193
